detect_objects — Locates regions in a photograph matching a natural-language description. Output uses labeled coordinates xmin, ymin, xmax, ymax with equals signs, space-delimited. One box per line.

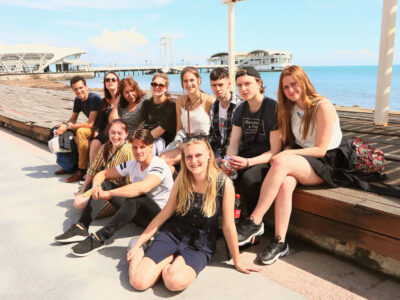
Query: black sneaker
xmin=237 ymin=217 xmax=264 ymax=246
xmin=54 ymin=224 xmax=89 ymax=243
xmin=257 ymin=236 xmax=289 ymax=265
xmin=71 ymin=234 xmax=105 ymax=256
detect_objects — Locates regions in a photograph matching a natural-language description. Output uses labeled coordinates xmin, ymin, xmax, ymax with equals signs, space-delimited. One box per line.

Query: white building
xmin=0 ymin=44 xmax=92 ymax=73
xmin=208 ymin=49 xmax=292 ymax=71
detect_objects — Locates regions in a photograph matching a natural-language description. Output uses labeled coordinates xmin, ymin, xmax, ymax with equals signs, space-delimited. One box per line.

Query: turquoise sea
xmin=82 ymin=65 xmax=400 ymax=111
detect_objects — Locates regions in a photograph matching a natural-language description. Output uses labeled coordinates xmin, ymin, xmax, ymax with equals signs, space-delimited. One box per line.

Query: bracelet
xmin=247 ymin=158 xmax=251 ymax=167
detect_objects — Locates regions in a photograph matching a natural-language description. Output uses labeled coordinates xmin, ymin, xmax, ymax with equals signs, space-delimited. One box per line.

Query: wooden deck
xmin=0 ymin=83 xmax=399 ymax=278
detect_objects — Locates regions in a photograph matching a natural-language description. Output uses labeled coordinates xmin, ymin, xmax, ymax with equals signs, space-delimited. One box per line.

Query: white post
xmin=228 ymin=2 xmax=235 ymax=93
xmin=375 ymin=0 xmax=398 ymax=126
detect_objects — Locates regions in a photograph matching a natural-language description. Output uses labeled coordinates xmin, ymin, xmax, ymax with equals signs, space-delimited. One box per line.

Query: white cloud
xmin=90 ymin=28 xmax=148 ymax=53
xmin=0 ymin=0 xmax=173 ymax=10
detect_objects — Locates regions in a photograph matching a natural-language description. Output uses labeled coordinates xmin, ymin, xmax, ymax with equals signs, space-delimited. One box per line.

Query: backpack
xmin=352 ymin=137 xmax=386 ymax=173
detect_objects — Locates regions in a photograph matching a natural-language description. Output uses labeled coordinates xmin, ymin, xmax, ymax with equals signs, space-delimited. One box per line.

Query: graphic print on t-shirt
xmin=242 ymin=118 xmax=266 ymax=136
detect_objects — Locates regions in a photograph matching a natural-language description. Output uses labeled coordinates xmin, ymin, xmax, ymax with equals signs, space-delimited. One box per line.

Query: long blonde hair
xmin=175 ymin=139 xmax=220 ymax=218
xmin=277 ymin=65 xmax=325 ymax=147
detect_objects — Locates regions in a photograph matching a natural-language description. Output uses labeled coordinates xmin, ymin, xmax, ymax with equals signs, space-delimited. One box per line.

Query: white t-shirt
xmin=218 ymin=102 xmax=228 ymax=145
xmin=116 ymin=156 xmax=173 ymax=208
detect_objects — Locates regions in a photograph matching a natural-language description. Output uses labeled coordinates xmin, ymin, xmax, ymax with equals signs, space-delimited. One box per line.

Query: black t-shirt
xmin=231 ymin=96 xmax=277 ymax=157
xmin=141 ymin=97 xmax=177 ymax=145
xmin=72 ymin=92 xmax=102 ymax=118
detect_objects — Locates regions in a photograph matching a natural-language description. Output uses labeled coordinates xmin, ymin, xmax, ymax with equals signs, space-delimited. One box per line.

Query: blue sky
xmin=0 ymin=0 xmax=398 ymax=67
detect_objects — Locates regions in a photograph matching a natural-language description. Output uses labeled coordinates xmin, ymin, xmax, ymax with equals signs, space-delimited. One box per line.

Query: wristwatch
xmin=66 ymin=123 xmax=71 ymax=130
xmin=247 ymin=158 xmax=251 ymax=167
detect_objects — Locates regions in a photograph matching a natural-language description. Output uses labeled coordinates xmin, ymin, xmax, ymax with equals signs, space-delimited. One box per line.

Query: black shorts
xmin=144 ymin=231 xmax=211 ymax=276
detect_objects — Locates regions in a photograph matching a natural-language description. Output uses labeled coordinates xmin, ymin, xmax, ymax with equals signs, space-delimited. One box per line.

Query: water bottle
xmin=223 ymin=155 xmax=238 ymax=180
xmin=234 ymin=194 xmax=241 ymax=224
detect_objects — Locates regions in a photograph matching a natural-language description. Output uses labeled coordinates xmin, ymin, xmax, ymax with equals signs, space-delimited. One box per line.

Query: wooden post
xmin=375 ymin=0 xmax=398 ymax=126
xmin=228 ymin=2 xmax=235 ymax=93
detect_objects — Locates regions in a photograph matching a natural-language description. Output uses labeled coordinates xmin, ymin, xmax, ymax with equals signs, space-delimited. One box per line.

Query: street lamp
xmin=222 ymin=0 xmax=246 ymax=93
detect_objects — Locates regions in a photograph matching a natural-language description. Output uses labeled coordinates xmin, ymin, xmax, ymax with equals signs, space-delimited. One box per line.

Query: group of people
xmin=53 ymin=65 xmax=354 ymax=291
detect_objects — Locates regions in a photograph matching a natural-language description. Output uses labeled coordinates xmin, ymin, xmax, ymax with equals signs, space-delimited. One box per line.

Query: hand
xmin=127 ymin=246 xmax=144 ymax=263
xmin=220 ymin=159 xmax=233 ymax=176
xmin=235 ymin=261 xmax=261 ymax=274
xmin=55 ymin=124 xmax=67 ymax=135
xmin=92 ymin=185 xmax=104 ymax=200
xmin=98 ymin=190 xmax=111 ymax=201
xmin=229 ymin=155 xmax=248 ymax=170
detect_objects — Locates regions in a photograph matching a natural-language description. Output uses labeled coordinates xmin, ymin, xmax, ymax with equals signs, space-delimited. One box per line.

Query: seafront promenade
xmin=1 ymin=83 xmax=400 ymax=299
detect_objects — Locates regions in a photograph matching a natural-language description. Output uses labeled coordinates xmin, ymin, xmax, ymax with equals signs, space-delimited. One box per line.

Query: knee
xmin=277 ymin=177 xmax=296 ymax=199
xmin=73 ymin=200 xmax=85 ymax=210
xmin=76 ymin=127 xmax=85 ymax=137
xmin=270 ymin=156 xmax=287 ymax=171
xmin=130 ymin=272 xmax=151 ymax=291
xmin=162 ymin=268 xmax=190 ymax=292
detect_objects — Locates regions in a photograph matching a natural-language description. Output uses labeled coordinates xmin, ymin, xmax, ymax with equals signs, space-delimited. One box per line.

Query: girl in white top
xmin=240 ymin=65 xmax=344 ymax=265
xmin=161 ymin=67 xmax=214 ymax=172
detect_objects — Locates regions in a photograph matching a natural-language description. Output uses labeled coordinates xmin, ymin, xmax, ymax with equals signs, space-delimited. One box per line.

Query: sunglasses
xmin=183 ymin=135 xmax=208 ymax=143
xmin=105 ymin=78 xmax=117 ymax=83
xmin=151 ymin=82 xmax=166 ymax=88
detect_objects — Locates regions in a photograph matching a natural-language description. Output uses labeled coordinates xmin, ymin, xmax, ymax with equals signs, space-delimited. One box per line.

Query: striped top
xmin=119 ymin=101 xmax=144 ymax=133
xmin=87 ymin=142 xmax=134 ymax=186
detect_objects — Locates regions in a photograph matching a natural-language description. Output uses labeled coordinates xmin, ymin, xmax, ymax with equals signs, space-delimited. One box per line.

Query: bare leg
xmin=251 ymin=154 xmax=323 ymax=224
xmin=162 ymin=256 xmax=197 ymax=292
xmin=130 ymin=255 xmax=174 ymax=291
xmin=274 ymin=176 xmax=297 ymax=242
xmin=89 ymin=139 xmax=102 ymax=165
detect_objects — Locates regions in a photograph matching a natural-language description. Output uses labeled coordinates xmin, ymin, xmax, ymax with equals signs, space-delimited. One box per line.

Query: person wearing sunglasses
xmin=89 ymin=72 xmax=120 ymax=165
xmin=140 ymin=73 xmax=176 ymax=155
xmin=160 ymin=66 xmax=215 ymax=173
xmin=109 ymin=77 xmax=144 ymax=135
xmin=127 ymin=138 xmax=260 ymax=292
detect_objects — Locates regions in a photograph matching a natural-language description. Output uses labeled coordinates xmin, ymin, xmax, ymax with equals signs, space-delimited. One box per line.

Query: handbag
xmin=352 ymin=137 xmax=386 ymax=173
xmin=48 ymin=127 xmax=74 ymax=153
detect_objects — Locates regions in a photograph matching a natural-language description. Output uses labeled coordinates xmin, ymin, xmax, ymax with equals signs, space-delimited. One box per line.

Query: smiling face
xmin=182 ymin=72 xmax=200 ymax=94
xmin=132 ymin=139 xmax=153 ymax=163
xmin=210 ymin=77 xmax=230 ymax=100
xmin=123 ymin=84 xmax=137 ymax=103
xmin=236 ymin=75 xmax=261 ymax=101
xmin=71 ymin=80 xmax=89 ymax=100
xmin=104 ymin=73 xmax=118 ymax=91
xmin=282 ymin=75 xmax=302 ymax=103
xmin=151 ymin=76 xmax=168 ymax=97
xmin=183 ymin=142 xmax=210 ymax=176
xmin=108 ymin=122 xmax=128 ymax=148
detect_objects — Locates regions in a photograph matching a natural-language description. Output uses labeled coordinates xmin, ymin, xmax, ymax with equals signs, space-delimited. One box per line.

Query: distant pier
xmin=93 ymin=65 xmax=229 ymax=77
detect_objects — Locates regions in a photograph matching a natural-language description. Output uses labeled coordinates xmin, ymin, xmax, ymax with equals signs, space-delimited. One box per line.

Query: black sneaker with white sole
xmin=71 ymin=234 xmax=105 ymax=256
xmin=54 ymin=224 xmax=89 ymax=243
xmin=257 ymin=236 xmax=289 ymax=265
xmin=236 ymin=217 xmax=264 ymax=246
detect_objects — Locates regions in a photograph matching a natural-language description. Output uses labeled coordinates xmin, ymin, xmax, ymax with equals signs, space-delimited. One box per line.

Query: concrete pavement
xmin=0 ymin=127 xmax=399 ymax=300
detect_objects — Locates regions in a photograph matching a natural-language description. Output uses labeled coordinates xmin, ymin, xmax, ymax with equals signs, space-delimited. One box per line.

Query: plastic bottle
xmin=223 ymin=155 xmax=238 ymax=180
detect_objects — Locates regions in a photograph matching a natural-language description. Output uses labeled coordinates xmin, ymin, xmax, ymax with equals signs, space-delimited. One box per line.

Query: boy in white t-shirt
xmin=55 ymin=129 xmax=173 ymax=257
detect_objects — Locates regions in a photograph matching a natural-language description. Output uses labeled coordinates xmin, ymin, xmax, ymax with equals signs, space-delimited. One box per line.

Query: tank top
xmin=180 ymin=95 xmax=211 ymax=135
xmin=291 ymin=100 xmax=342 ymax=150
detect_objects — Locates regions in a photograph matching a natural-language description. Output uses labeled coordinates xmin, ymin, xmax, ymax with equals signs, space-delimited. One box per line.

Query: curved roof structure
xmin=248 ymin=49 xmax=292 ymax=57
xmin=0 ymin=44 xmax=89 ymax=73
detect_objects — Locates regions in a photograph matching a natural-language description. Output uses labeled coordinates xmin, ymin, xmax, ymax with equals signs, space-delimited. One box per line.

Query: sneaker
xmin=71 ymin=234 xmax=105 ymax=256
xmin=54 ymin=224 xmax=89 ymax=243
xmin=257 ymin=236 xmax=289 ymax=265
xmin=237 ymin=217 xmax=264 ymax=246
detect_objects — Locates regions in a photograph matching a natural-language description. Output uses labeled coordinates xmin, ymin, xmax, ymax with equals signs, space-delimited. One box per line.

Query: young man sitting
xmin=54 ymin=129 xmax=174 ymax=256
xmin=208 ymin=67 xmax=241 ymax=161
xmin=55 ymin=76 xmax=102 ymax=182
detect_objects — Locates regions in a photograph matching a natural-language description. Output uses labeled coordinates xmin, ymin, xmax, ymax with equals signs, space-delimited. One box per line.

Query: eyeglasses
xmin=151 ymin=82 xmax=166 ymax=88
xmin=105 ymin=78 xmax=117 ymax=83
xmin=183 ymin=135 xmax=208 ymax=143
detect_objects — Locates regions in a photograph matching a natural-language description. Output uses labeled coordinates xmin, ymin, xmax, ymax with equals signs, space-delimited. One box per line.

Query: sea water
xmin=82 ymin=65 xmax=400 ymax=111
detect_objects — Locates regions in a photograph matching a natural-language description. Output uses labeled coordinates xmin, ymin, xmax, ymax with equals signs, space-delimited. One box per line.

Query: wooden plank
xmin=290 ymin=209 xmax=400 ymax=260
xmin=292 ymin=191 xmax=400 ymax=239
